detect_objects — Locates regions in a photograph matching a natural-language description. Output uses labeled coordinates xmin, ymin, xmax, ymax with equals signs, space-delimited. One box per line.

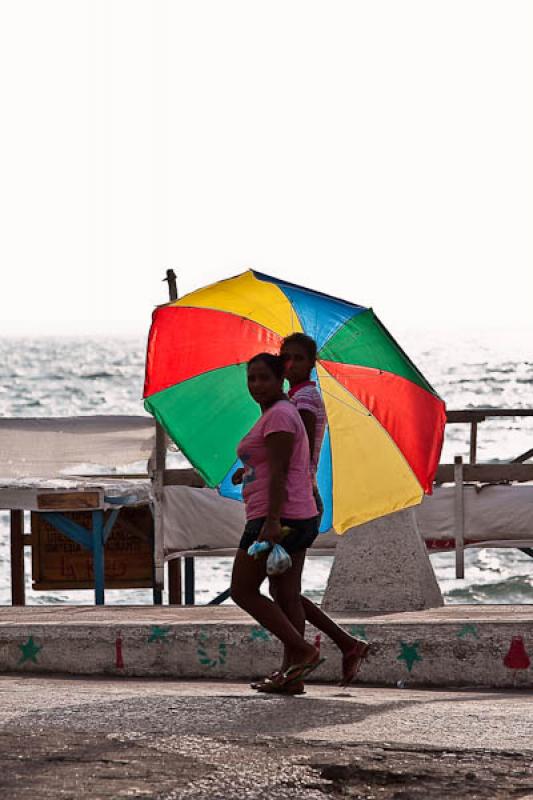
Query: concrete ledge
xmin=0 ymin=606 xmax=532 ymax=688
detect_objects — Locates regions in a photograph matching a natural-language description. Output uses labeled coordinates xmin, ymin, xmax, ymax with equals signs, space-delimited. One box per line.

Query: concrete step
xmin=1 ymin=605 xmax=532 ymax=688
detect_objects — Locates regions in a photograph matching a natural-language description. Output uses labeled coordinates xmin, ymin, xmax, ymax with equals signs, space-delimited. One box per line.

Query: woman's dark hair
xmin=247 ymin=352 xmax=285 ymax=380
xmin=280 ymin=332 xmax=317 ymax=363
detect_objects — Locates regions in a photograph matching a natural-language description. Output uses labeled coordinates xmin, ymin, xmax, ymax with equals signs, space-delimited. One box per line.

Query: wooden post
xmin=164 ymin=269 xmax=178 ymax=301
xmin=10 ymin=510 xmax=25 ymax=606
xmin=152 ymin=421 xmax=167 ymax=600
xmin=154 ymin=267 xmax=183 ymax=604
xmin=168 ymin=558 xmax=182 ymax=605
xmin=454 ymin=456 xmax=465 ymax=579
xmin=469 ymin=421 xmax=478 ymax=464
xmin=93 ymin=510 xmax=105 ymax=605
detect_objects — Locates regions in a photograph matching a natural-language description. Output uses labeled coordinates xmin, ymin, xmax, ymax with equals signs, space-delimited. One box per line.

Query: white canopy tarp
xmin=417 ymin=483 xmax=533 ymax=545
xmin=162 ymin=483 xmax=533 ymax=556
xmin=162 ymin=486 xmax=339 ymax=556
xmin=0 ymin=416 xmax=155 ymax=479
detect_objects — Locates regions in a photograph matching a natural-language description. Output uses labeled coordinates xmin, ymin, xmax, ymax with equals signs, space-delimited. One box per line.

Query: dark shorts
xmin=239 ymin=516 xmax=319 ymax=555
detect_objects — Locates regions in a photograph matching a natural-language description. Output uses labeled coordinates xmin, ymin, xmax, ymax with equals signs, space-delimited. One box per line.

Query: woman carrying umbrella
xmin=230 ymin=352 xmax=324 ymax=692
xmin=277 ymin=333 xmax=369 ymax=686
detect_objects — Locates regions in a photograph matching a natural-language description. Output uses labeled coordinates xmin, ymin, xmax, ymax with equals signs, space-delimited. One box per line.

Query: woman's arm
xmin=298 ymin=409 xmax=316 ymax=461
xmin=258 ymin=431 xmax=294 ymax=543
xmin=231 ymin=467 xmax=245 ymax=485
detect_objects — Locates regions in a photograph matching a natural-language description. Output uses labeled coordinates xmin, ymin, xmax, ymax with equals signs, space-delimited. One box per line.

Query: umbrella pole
xmin=158 ymin=269 xmax=184 ymax=604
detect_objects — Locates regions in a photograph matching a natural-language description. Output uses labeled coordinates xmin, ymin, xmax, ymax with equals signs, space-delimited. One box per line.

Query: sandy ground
xmin=1 ymin=675 xmax=533 ymax=799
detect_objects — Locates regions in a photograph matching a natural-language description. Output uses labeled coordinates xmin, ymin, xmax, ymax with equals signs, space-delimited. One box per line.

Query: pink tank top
xmin=237 ymin=399 xmax=317 ymax=521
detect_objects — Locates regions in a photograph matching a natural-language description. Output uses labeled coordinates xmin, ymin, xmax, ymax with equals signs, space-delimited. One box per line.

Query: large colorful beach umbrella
xmin=144 ymin=270 xmax=446 ymax=533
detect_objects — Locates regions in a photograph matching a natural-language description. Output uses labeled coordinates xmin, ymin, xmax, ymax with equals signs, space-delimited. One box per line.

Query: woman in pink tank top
xmin=230 ymin=353 xmax=323 ymax=693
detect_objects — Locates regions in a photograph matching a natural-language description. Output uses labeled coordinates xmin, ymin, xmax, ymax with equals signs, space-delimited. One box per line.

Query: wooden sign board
xmin=36 ymin=491 xmax=101 ymax=510
xmin=31 ymin=505 xmax=154 ymax=590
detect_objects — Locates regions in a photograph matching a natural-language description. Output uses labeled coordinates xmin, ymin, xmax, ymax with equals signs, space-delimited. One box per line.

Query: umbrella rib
xmin=320 ymin=311 xmax=439 ymax=397
xmin=144 ymin=361 xmax=256 ymax=401
xmin=253 ymin=269 xmax=367 ymax=313
xmin=218 ymin=275 xmax=301 ymax=337
xmin=172 ymin=303 xmax=286 ymax=342
xmin=319 ymin=387 xmax=373 ymax=418
xmin=319 ymin=366 xmax=423 ymax=490
xmin=372 ymin=314 xmax=440 ymax=397
xmin=288 ymin=300 xmax=302 ymax=335
xmin=317 ymin=311 xmax=365 ymax=354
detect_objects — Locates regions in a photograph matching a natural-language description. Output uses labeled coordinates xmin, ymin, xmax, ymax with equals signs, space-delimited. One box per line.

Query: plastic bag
xmin=247 ymin=540 xmax=271 ymax=559
xmin=266 ymin=543 xmax=292 ymax=576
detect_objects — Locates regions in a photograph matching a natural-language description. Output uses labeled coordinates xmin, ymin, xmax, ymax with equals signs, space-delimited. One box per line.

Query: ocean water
xmin=0 ymin=330 xmax=532 ymax=606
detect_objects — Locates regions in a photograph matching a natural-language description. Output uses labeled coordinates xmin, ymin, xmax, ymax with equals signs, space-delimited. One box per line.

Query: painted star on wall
xmin=397 ymin=640 xmax=422 ymax=672
xmin=349 ymin=625 xmax=368 ymax=642
xmin=197 ymin=630 xmax=227 ymax=667
xmin=249 ymin=627 xmax=270 ymax=641
xmin=18 ymin=636 xmax=42 ymax=664
xmin=457 ymin=624 xmax=480 ymax=640
xmin=148 ymin=625 xmax=171 ymax=643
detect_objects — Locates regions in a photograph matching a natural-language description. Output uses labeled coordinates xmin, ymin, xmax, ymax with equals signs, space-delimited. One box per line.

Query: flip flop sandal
xmin=250 ymin=670 xmax=283 ymax=690
xmin=283 ymin=655 xmax=326 ymax=685
xmin=340 ymin=640 xmax=370 ymax=687
xmin=256 ymin=678 xmax=306 ymax=696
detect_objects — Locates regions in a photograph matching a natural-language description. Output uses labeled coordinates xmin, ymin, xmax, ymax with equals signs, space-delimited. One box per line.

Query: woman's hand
xmin=258 ymin=518 xmax=282 ymax=544
xmin=231 ymin=467 xmax=245 ymax=485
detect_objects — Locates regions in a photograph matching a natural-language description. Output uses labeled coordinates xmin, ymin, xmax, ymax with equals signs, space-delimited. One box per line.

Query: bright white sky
xmin=0 ymin=1 xmax=531 ymax=337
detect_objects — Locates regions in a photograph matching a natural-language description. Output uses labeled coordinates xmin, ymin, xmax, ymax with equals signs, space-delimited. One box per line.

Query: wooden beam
xmin=163 ymin=468 xmax=205 ymax=487
xmin=37 ymin=491 xmax=101 ymax=510
xmin=79 ymin=473 xmax=149 ymax=479
xmin=436 ymin=463 xmax=533 ymax=483
xmin=33 ymin=579 xmax=153 ymax=591
xmin=446 ymin=409 xmax=533 ymax=423
xmin=447 ymin=411 xmax=486 ymax=424
xmin=10 ymin=510 xmax=25 ymax=606
xmin=513 ymin=448 xmax=533 ymax=464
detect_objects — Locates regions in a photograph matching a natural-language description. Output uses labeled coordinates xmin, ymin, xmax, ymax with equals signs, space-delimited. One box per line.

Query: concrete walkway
xmin=1 ymin=605 xmax=533 ymax=688
xmin=1 ymin=675 xmax=533 ymax=799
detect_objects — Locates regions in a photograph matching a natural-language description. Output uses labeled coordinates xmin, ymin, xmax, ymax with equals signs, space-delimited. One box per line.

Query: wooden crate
xmin=31 ymin=505 xmax=154 ymax=590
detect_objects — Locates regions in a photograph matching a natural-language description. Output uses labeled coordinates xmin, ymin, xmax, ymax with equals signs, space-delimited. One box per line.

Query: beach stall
xmin=0 ymin=416 xmax=155 ymax=605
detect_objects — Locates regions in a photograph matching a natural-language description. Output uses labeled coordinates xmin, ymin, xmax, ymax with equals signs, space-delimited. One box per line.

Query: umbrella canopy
xmin=144 ymin=270 xmax=446 ymax=533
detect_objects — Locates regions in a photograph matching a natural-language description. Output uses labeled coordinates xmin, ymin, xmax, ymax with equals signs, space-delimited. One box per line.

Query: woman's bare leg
xmin=300 ymin=595 xmax=369 ymax=683
xmin=269 ymin=551 xmax=306 ymax=670
xmin=231 ymin=550 xmax=316 ymax=665
xmin=300 ymin=596 xmax=359 ymax=653
xmin=269 ymin=579 xmax=364 ymax=669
